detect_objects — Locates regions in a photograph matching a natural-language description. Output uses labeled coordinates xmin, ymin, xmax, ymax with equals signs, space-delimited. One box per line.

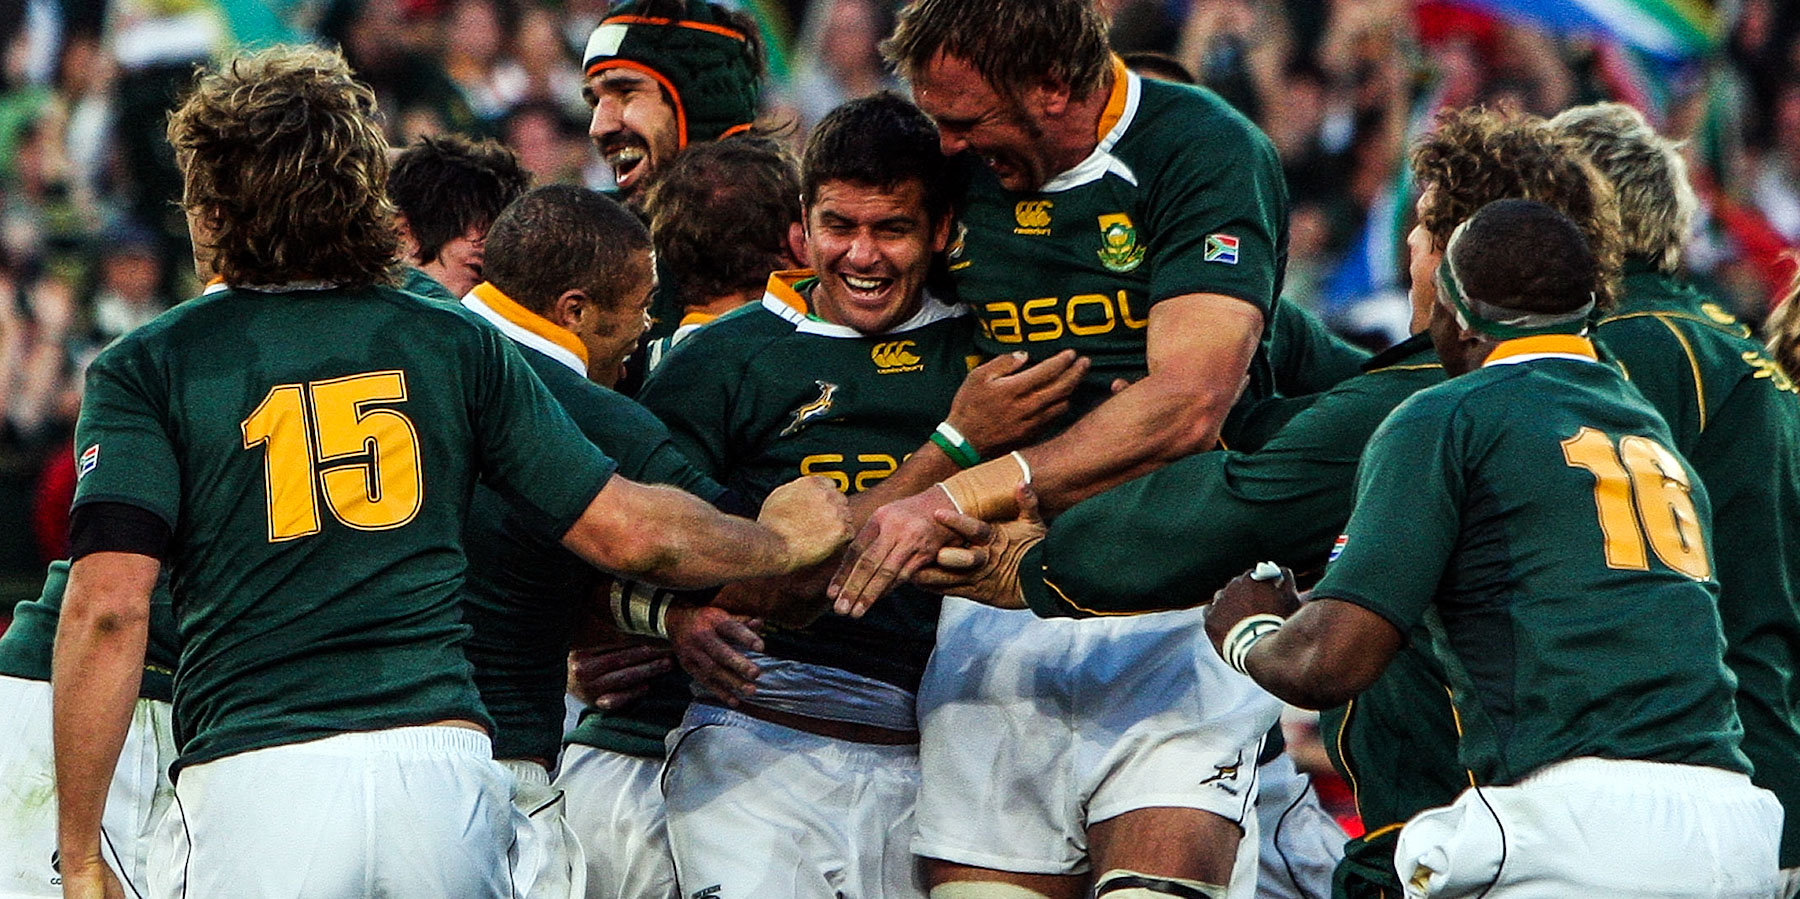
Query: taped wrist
xmin=1222 ymin=613 xmax=1285 ymax=675
xmin=609 ymin=580 xmax=673 ymax=639
xmin=979 ymin=519 xmax=1043 ymax=608
xmin=939 ymin=451 xmax=1031 ymax=520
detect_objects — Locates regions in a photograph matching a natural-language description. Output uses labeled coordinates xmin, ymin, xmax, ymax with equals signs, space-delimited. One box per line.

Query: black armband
xmin=69 ymin=502 xmax=171 ymax=561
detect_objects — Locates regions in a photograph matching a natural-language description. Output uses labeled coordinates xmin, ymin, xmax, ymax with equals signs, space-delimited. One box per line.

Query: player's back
xmin=77 ymin=284 xmax=605 ymax=771
xmin=1371 ymin=352 xmax=1745 ymax=785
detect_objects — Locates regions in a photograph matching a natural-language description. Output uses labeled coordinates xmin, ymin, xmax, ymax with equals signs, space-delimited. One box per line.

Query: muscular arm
xmin=561 ymin=474 xmax=848 ymax=589
xmin=1025 ymin=293 xmax=1263 ymax=511
xmin=1241 ymin=598 xmax=1404 ymax=709
xmin=55 ymin=551 xmax=158 ymax=896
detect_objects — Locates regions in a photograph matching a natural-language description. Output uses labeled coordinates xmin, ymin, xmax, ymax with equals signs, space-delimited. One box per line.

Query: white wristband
xmin=1010 ymin=450 xmax=1032 ymax=485
xmin=936 ymin=481 xmax=965 ymax=514
xmin=610 ymin=581 xmax=671 ymax=639
xmin=1222 ymin=613 xmax=1284 ymax=676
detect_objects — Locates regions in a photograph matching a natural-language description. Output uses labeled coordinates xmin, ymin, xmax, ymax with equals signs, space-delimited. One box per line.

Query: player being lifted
xmin=638 ymin=92 xmax=1084 ymax=899
xmin=52 ymin=45 xmax=848 ymax=899
xmin=834 ymin=1 xmax=1290 ymax=896
xmin=1207 ymin=198 xmax=1783 ymax=897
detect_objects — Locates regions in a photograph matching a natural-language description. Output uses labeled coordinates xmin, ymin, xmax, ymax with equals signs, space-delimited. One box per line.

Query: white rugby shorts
xmin=1253 ymin=753 xmax=1345 ymax=899
xmin=150 ymin=725 xmax=512 ymax=899
xmin=662 ymin=704 xmax=926 ymax=899
xmin=555 ymin=744 xmax=678 ymax=899
xmin=0 ymin=674 xmax=176 ymax=899
xmin=1396 ymin=757 xmax=1783 ymax=898
xmin=914 ymin=600 xmax=1282 ymax=877
xmin=504 ymin=758 xmax=586 ymax=899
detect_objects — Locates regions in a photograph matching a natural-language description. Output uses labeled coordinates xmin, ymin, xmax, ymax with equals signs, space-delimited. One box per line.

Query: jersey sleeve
xmin=71 ymin=339 xmax=181 ymax=528
xmin=559 ymin=374 xmax=726 ymax=504
xmin=1022 ymin=370 xmax=1404 ymax=618
xmin=1142 ymin=97 xmax=1286 ymax=316
xmin=1312 ymin=391 xmax=1465 ymax=635
xmin=469 ymin=326 xmax=618 ymax=534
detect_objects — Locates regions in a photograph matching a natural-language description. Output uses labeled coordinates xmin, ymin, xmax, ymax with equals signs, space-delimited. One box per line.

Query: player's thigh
xmin=168 ymin=726 xmax=512 ymax=899
xmin=504 ymin=759 xmax=584 ymax=899
xmin=556 ymin=744 xmax=677 ymax=899
xmin=664 ymin=705 xmax=919 ymax=899
xmin=916 ymin=600 xmax=1085 ymax=875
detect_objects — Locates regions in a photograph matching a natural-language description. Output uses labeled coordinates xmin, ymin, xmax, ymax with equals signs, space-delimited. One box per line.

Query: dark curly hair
xmin=1411 ymin=108 xmax=1622 ymax=310
xmin=168 ymin=45 xmax=398 ymax=287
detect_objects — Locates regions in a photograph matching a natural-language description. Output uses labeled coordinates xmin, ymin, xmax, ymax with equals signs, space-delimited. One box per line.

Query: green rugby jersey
xmin=455 ymin=283 xmax=726 ymax=763
xmin=636 ymin=271 xmax=969 ymax=694
xmin=1021 ymin=335 xmax=1442 ymax=618
xmin=72 ymin=284 xmax=617 ymax=773
xmin=0 ymin=560 xmax=181 ymax=702
xmin=947 ymin=61 xmax=1289 ymax=427
xmin=1318 ymin=334 xmax=1748 ymax=786
xmin=400 ymin=266 xmax=460 ymax=305
xmin=1594 ymin=259 xmax=1800 ymax=864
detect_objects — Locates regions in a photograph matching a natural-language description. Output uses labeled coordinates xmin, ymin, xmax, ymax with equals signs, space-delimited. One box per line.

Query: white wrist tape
xmin=610 ymin=580 xmax=672 ymax=639
xmin=1222 ymin=613 xmax=1284 ymax=676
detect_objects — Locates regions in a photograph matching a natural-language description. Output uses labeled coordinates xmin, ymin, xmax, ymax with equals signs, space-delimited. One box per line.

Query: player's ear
xmin=787 ymin=219 xmax=808 ymax=266
xmin=393 ymin=214 xmax=420 ymax=259
xmin=1029 ymin=76 xmax=1073 ymax=118
xmin=929 ymin=213 xmax=952 ymax=254
xmin=550 ymin=289 xmax=588 ymax=330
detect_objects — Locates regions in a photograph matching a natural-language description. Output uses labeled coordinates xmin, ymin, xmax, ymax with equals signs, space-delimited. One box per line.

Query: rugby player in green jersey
xmin=1205 ymin=198 xmax=1782 ymax=896
xmin=389 ymin=134 xmax=531 ymax=304
xmin=830 ymin=2 xmax=1289 ymax=897
xmin=1550 ymin=102 xmax=1800 ymax=891
xmin=52 ymin=45 xmax=850 ymax=899
xmin=637 ymin=92 xmax=1083 ymax=899
xmin=918 ymin=109 xmax=1629 ymax=899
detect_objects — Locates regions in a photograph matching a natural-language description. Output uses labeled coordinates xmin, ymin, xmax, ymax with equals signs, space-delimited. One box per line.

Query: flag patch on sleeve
xmin=1204 ymin=233 xmax=1240 ymax=264
xmin=78 ymin=444 xmax=99 ymax=479
xmin=1328 ymin=533 xmax=1348 ymax=562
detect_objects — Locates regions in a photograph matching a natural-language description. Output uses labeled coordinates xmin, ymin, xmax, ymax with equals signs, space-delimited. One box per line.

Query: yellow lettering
xmin=985 ymin=301 xmax=1023 ymax=343
xmin=1066 ymin=293 xmax=1116 ymax=336
xmin=1119 ymin=290 xmax=1149 ymax=329
xmin=1022 ymin=297 xmax=1064 ymax=342
xmin=799 ymin=454 xmax=851 ymax=493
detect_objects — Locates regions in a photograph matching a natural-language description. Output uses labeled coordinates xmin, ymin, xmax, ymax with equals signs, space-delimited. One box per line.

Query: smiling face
xmin=910 ymin=53 xmax=1053 ymax=192
xmin=803 ymin=178 xmax=948 ymax=334
xmin=585 ymin=68 xmax=681 ymax=198
xmin=571 ymin=247 xmax=657 ymax=387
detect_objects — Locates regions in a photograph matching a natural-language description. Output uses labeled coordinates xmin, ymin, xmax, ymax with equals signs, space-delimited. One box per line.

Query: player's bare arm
xmin=53 ymin=551 xmax=159 ymax=899
xmin=560 ymin=473 xmax=851 ymax=588
xmin=912 ymin=484 xmax=1047 ymax=608
xmin=831 ymin=293 xmax=1261 ymax=615
xmin=1203 ymin=568 xmax=1404 ymax=710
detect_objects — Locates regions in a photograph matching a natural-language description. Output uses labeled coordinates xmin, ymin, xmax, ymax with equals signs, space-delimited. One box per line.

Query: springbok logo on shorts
xmin=780 ymin=380 xmax=838 ymax=437
xmin=1199 ymin=749 xmax=1246 ymax=796
xmin=692 ymin=887 xmax=721 ymax=899
xmin=872 ymin=340 xmax=924 ymax=374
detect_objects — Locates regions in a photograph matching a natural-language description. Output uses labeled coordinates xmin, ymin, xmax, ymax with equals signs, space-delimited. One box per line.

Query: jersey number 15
xmin=241 ymin=371 xmax=424 ymax=542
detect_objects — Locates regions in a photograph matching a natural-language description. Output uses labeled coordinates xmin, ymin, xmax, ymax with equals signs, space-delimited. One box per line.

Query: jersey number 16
xmin=1561 ymin=427 xmax=1709 ymax=580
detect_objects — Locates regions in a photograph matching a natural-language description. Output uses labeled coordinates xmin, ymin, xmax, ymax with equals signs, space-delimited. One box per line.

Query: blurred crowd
xmin=0 ymin=0 xmax=1796 ymax=589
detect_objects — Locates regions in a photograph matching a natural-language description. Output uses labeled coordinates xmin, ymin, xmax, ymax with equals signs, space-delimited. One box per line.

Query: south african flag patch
xmin=1204 ymin=233 xmax=1240 ymax=264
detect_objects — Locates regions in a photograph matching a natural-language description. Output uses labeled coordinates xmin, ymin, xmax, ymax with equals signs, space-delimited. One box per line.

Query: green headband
xmin=583 ymin=1 xmax=760 ymax=147
xmin=1435 ymin=218 xmax=1594 ymax=340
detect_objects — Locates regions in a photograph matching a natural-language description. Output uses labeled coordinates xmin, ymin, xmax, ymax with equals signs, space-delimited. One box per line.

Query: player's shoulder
xmin=1119 ymin=76 xmax=1274 ymax=168
xmin=529 ymin=350 xmax=669 ymax=439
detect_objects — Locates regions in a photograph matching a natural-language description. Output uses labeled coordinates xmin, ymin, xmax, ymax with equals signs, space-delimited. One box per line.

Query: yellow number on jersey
xmin=1561 ymin=427 xmax=1709 ymax=580
xmin=799 ymin=452 xmax=902 ymax=494
xmin=241 ymin=371 xmax=424 ymax=542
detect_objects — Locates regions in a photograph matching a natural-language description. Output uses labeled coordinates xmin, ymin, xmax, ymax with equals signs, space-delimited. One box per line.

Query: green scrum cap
xmin=582 ymin=0 xmax=762 ymax=148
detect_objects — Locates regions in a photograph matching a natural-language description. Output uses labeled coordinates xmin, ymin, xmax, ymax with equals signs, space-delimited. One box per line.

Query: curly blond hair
xmin=1412 ymin=108 xmax=1623 ymax=310
xmin=168 ymin=45 xmax=398 ymax=287
xmin=1548 ymin=102 xmax=1697 ymax=275
xmin=1768 ymin=269 xmax=1800 ymax=380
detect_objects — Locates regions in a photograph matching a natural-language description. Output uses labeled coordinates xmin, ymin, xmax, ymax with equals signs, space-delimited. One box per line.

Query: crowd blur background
xmin=0 ymin=0 xmax=1795 ymax=600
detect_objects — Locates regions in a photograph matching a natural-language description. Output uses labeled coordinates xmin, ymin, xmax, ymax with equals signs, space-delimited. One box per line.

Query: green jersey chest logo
xmin=1096 ymin=213 xmax=1144 ymax=273
xmin=780 ymin=380 xmax=839 ymax=437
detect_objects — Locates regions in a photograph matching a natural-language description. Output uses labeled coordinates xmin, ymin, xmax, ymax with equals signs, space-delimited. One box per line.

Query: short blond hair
xmin=1549 ymin=102 xmax=1697 ymax=275
xmin=168 ymin=45 xmax=397 ymax=287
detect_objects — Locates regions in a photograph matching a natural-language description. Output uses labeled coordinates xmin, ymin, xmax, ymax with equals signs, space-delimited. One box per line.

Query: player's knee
xmin=929 ymin=882 xmax=1055 ymax=899
xmin=1093 ymin=869 xmax=1229 ymax=899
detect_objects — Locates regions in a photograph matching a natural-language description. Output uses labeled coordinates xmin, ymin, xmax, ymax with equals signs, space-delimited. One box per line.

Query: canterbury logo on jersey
xmin=1014 ymin=200 xmax=1052 ymax=235
xmin=780 ymin=380 xmax=838 ymax=437
xmin=871 ymin=340 xmax=924 ymax=374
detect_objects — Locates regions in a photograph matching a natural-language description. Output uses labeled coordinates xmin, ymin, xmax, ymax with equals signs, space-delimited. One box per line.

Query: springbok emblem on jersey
xmin=780 ymin=380 xmax=839 ymax=437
